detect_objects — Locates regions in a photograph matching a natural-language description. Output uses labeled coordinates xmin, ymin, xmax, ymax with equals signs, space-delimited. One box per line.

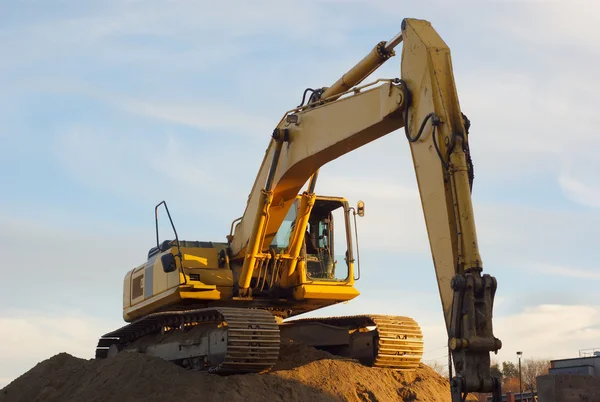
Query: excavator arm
xmin=229 ymin=18 xmax=502 ymax=400
xmin=400 ymin=19 xmax=502 ymax=400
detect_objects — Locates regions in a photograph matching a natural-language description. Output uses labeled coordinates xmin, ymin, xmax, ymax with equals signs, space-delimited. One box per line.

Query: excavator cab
xmin=303 ymin=197 xmax=350 ymax=282
xmin=270 ymin=195 xmax=354 ymax=283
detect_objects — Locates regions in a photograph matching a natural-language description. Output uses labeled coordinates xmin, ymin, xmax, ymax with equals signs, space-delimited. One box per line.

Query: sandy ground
xmin=1 ymin=342 xmax=460 ymax=402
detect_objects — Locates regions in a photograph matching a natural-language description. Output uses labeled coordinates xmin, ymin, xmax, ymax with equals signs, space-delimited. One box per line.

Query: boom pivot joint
xmin=272 ymin=128 xmax=290 ymax=142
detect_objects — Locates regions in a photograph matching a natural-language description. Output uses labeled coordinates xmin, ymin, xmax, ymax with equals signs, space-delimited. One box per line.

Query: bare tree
xmin=496 ymin=358 xmax=550 ymax=391
xmin=429 ymin=360 xmax=449 ymax=378
xmin=522 ymin=358 xmax=551 ymax=389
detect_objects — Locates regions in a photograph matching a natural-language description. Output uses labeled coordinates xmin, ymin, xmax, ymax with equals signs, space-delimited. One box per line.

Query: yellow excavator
xmin=95 ymin=18 xmax=502 ymax=401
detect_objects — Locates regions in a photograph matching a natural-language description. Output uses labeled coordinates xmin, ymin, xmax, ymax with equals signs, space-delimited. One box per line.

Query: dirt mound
xmin=1 ymin=343 xmax=456 ymax=402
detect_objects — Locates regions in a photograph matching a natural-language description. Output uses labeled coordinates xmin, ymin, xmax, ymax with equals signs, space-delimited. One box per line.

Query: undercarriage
xmin=95 ymin=307 xmax=424 ymax=374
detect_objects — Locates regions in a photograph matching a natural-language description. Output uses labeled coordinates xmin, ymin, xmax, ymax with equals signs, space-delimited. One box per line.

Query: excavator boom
xmin=230 ymin=18 xmax=502 ymax=399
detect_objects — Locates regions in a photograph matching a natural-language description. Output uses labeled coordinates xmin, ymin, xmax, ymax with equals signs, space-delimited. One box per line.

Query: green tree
xmin=491 ymin=361 xmax=503 ymax=382
xmin=502 ymin=361 xmax=518 ymax=379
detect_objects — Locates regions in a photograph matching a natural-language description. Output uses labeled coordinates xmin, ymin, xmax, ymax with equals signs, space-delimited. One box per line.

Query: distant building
xmin=549 ymin=350 xmax=600 ymax=376
xmin=537 ymin=353 xmax=600 ymax=402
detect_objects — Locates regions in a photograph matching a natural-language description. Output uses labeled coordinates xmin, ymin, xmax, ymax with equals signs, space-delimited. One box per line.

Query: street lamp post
xmin=531 ymin=383 xmax=535 ymax=401
xmin=517 ymin=351 xmax=523 ymax=400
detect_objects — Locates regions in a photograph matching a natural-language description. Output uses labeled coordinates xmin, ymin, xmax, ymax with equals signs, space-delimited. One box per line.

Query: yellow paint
xmin=282 ymin=192 xmax=315 ymax=284
xmin=124 ymin=279 xmax=223 ymax=321
xmin=293 ymin=283 xmax=360 ymax=301
xmin=400 ymin=18 xmax=481 ymax=328
xmin=238 ymin=189 xmax=274 ymax=290
xmin=179 ymin=246 xmax=219 ymax=268
xmin=183 ymin=254 xmax=209 ymax=265
xmin=123 ymin=286 xmax=179 ymax=321
xmin=179 ymin=289 xmax=221 ymax=300
xmin=188 ymin=268 xmax=233 ymax=287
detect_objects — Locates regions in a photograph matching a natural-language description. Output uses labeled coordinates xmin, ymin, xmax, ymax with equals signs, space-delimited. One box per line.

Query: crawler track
xmin=95 ymin=307 xmax=280 ymax=374
xmin=96 ymin=309 xmax=422 ymax=373
xmin=283 ymin=314 xmax=424 ymax=370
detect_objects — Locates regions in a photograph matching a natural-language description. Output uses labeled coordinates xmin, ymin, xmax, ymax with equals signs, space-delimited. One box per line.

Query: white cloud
xmin=119 ymin=98 xmax=273 ymax=137
xmin=532 ymin=263 xmax=600 ymax=280
xmin=52 ymin=124 xmax=167 ymax=206
xmin=0 ymin=214 xmax=151 ymax=313
xmin=50 ymin=123 xmax=251 ymax=228
xmin=419 ymin=304 xmax=600 ymax=367
xmin=490 ymin=0 xmax=600 ymax=52
xmin=28 ymin=80 xmax=277 ymax=139
xmin=0 ymin=309 xmax=119 ymax=389
xmin=559 ymin=159 xmax=600 ymax=209
xmin=454 ymin=66 xmax=598 ymax=187
xmin=1 ymin=1 xmax=356 ymax=70
xmin=496 ymin=304 xmax=600 ymax=361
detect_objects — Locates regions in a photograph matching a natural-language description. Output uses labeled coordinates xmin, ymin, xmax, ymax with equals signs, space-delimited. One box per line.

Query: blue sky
xmin=2 ymin=0 xmax=600 ymax=386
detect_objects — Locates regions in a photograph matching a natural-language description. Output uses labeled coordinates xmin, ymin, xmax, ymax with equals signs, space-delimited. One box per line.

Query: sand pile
xmin=1 ymin=343 xmax=458 ymax=402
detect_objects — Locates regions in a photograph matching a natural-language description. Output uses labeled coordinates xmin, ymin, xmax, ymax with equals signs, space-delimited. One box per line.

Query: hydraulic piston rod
xmin=321 ymin=31 xmax=403 ymax=100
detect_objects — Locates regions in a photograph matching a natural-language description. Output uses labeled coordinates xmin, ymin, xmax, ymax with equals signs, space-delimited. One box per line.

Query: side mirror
xmin=357 ymin=200 xmax=365 ymax=217
xmin=161 ymin=253 xmax=177 ymax=273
